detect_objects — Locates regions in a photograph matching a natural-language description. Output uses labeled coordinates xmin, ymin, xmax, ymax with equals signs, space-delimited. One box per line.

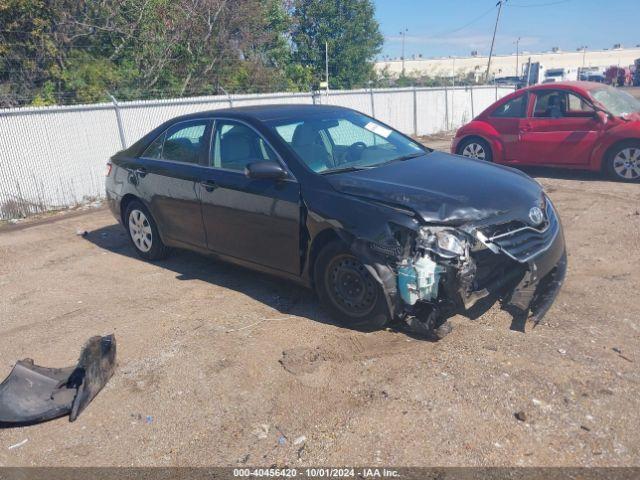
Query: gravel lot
xmin=1 ymin=137 xmax=639 ymax=467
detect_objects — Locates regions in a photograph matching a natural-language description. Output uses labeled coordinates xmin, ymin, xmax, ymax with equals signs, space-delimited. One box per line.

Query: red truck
xmin=605 ymin=66 xmax=632 ymax=87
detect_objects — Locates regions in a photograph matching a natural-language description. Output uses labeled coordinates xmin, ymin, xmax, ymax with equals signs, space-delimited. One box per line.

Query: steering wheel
xmin=345 ymin=142 xmax=367 ymax=163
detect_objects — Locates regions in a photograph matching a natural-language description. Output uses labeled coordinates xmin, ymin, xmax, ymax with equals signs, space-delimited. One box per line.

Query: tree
xmin=290 ymin=0 xmax=383 ymax=89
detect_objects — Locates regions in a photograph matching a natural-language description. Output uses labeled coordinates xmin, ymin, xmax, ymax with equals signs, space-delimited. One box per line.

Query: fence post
xmin=369 ymin=85 xmax=375 ymax=117
xmin=219 ymin=86 xmax=233 ymax=107
xmin=412 ymin=86 xmax=418 ymax=136
xmin=444 ymin=85 xmax=449 ymax=132
xmin=108 ymin=93 xmax=127 ymax=149
xmin=470 ymin=86 xmax=475 ymax=119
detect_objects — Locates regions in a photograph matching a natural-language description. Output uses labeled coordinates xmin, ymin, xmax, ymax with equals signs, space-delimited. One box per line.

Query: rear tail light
xmin=105 ymin=162 xmax=112 ymax=177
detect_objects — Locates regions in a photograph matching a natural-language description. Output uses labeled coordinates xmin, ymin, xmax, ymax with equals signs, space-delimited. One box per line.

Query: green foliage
xmin=290 ymin=0 xmax=383 ymax=89
xmin=0 ymin=0 xmax=384 ymax=106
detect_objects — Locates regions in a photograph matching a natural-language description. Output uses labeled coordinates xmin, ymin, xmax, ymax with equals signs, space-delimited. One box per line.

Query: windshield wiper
xmin=320 ymin=165 xmax=373 ymax=175
xmin=395 ymin=152 xmax=425 ymax=161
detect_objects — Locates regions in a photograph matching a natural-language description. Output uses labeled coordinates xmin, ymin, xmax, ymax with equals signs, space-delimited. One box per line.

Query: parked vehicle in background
xmin=106 ymin=105 xmax=567 ymax=336
xmin=634 ymin=59 xmax=640 ymax=86
xmin=452 ymin=81 xmax=640 ymax=182
xmin=579 ymin=67 xmax=606 ymax=83
xmin=523 ymin=61 xmax=544 ymax=85
xmin=605 ymin=66 xmax=632 ymax=87
xmin=543 ymin=67 xmax=578 ymax=83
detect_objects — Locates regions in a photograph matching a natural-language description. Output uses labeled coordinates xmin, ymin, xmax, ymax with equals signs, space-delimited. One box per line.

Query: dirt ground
xmin=1 ymin=136 xmax=639 ymax=467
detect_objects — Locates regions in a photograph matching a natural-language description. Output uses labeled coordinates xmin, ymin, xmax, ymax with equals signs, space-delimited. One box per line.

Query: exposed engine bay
xmin=349 ymin=197 xmax=567 ymax=336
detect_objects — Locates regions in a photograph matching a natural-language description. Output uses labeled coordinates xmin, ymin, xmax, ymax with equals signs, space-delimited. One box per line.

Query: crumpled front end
xmin=354 ymin=196 xmax=567 ymax=331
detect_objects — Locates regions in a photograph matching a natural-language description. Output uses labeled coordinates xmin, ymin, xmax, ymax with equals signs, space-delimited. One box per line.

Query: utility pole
xmin=486 ymin=0 xmax=507 ymax=83
xmin=579 ymin=45 xmax=588 ymax=68
xmin=400 ymin=28 xmax=408 ymax=76
xmin=514 ymin=36 xmax=521 ymax=77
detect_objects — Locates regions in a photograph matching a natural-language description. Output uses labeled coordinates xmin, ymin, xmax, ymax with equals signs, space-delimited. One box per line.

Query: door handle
xmin=520 ymin=123 xmax=532 ymax=132
xmin=135 ymin=168 xmax=148 ymax=178
xmin=200 ymin=180 xmax=217 ymax=192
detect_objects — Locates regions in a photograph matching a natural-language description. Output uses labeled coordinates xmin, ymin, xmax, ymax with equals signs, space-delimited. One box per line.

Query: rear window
xmin=491 ymin=95 xmax=527 ymax=118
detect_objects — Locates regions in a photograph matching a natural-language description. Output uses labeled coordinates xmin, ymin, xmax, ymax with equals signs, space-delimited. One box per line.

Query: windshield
xmin=591 ymin=86 xmax=640 ymax=117
xmin=266 ymin=110 xmax=427 ymax=174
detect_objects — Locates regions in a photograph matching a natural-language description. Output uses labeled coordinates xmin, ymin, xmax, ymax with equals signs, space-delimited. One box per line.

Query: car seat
xmin=291 ymin=123 xmax=332 ymax=172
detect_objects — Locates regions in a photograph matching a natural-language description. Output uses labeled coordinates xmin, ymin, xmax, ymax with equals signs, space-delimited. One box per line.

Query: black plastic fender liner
xmin=0 ymin=335 xmax=116 ymax=428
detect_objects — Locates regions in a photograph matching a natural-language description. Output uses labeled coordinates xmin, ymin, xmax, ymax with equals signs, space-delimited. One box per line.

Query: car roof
xmin=165 ymin=104 xmax=352 ymax=124
xmin=521 ymin=81 xmax=605 ymax=94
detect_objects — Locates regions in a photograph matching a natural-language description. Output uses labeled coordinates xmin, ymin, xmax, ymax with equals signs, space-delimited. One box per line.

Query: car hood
xmin=325 ymin=151 xmax=544 ymax=226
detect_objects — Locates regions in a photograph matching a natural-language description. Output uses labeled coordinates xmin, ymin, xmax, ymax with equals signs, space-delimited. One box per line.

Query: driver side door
xmin=519 ymin=89 xmax=603 ymax=166
xmin=198 ymin=119 xmax=301 ymax=275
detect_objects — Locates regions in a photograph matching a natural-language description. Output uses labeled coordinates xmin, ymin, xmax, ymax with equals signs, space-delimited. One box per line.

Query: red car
xmin=452 ymin=82 xmax=640 ymax=182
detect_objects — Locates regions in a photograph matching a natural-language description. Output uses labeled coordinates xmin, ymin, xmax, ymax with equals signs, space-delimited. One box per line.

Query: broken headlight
xmin=418 ymin=227 xmax=469 ymax=259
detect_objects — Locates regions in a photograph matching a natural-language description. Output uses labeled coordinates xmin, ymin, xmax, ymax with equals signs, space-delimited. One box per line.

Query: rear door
xmin=485 ymin=93 xmax=528 ymax=161
xmin=198 ymin=119 xmax=301 ymax=274
xmin=518 ymin=89 xmax=602 ymax=166
xmin=133 ymin=119 xmax=211 ymax=248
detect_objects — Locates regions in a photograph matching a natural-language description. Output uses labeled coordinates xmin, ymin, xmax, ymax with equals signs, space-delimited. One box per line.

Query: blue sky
xmin=374 ymin=0 xmax=640 ymax=59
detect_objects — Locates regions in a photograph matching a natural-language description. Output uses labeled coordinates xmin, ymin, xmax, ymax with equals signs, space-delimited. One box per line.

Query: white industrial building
xmin=375 ymin=46 xmax=640 ymax=80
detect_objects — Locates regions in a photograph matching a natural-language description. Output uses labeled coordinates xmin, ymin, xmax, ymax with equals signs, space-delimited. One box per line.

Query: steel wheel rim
xmin=613 ymin=147 xmax=640 ymax=179
xmin=462 ymin=142 xmax=486 ymax=160
xmin=128 ymin=209 xmax=153 ymax=252
xmin=325 ymin=254 xmax=378 ymax=317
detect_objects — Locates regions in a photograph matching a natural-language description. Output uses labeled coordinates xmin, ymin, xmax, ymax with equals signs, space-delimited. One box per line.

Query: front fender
xmin=453 ymin=121 xmax=506 ymax=164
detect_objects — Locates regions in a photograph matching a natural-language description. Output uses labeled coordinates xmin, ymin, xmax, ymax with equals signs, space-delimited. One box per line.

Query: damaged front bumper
xmin=385 ymin=198 xmax=567 ymax=326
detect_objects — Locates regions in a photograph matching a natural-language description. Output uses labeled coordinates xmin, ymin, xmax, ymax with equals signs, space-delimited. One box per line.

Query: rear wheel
xmin=124 ymin=200 xmax=171 ymax=260
xmin=314 ymin=241 xmax=390 ymax=331
xmin=604 ymin=141 xmax=640 ymax=182
xmin=457 ymin=137 xmax=493 ymax=162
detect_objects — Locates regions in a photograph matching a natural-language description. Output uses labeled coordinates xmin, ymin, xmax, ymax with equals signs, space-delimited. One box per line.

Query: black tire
xmin=314 ymin=241 xmax=390 ymax=331
xmin=457 ymin=137 xmax=493 ymax=162
xmin=603 ymin=140 xmax=640 ymax=182
xmin=124 ymin=200 xmax=171 ymax=260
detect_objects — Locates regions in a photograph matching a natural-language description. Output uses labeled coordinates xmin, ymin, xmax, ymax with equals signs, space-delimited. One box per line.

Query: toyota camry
xmin=106 ymin=105 xmax=567 ymax=336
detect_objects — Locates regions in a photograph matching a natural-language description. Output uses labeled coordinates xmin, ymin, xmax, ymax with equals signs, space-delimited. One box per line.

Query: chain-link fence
xmin=0 ymin=85 xmax=515 ymax=220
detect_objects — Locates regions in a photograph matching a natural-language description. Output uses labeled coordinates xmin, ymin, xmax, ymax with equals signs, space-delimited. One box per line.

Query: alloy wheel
xmin=128 ymin=209 xmax=153 ymax=253
xmin=461 ymin=142 xmax=486 ymax=160
xmin=612 ymin=147 xmax=640 ymax=180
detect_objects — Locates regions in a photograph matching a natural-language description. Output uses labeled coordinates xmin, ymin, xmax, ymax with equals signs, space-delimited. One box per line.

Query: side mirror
xmin=245 ymin=161 xmax=287 ymax=180
xmin=595 ymin=110 xmax=608 ymax=125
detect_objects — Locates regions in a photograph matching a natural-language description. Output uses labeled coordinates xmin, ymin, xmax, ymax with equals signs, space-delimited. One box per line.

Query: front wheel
xmin=314 ymin=241 xmax=390 ymax=331
xmin=457 ymin=137 xmax=493 ymax=162
xmin=604 ymin=141 xmax=640 ymax=182
xmin=124 ymin=200 xmax=171 ymax=260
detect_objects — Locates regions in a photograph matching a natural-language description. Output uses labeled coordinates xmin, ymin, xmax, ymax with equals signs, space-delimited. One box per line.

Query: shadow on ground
xmin=517 ymin=166 xmax=607 ymax=182
xmin=86 ymin=223 xmax=512 ymax=340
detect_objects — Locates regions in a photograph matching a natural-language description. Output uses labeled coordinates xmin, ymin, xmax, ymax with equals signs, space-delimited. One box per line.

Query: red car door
xmin=518 ymin=89 xmax=602 ymax=166
xmin=485 ymin=93 xmax=529 ymax=162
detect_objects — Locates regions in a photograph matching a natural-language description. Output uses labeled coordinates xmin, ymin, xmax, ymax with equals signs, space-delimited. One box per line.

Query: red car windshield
xmin=590 ymin=86 xmax=640 ymax=117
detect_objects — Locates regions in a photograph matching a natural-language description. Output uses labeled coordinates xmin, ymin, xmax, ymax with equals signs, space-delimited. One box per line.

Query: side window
xmin=566 ymin=93 xmax=595 ymax=115
xmin=533 ymin=91 xmax=592 ymax=118
xmin=211 ymin=120 xmax=277 ymax=171
xmin=162 ymin=120 xmax=209 ymax=164
xmin=142 ymin=132 xmax=165 ymax=159
xmin=491 ymin=95 xmax=527 ymax=118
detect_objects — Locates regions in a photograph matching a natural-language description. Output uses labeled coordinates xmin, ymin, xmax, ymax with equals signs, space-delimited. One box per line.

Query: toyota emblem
xmin=528 ymin=206 xmax=544 ymax=226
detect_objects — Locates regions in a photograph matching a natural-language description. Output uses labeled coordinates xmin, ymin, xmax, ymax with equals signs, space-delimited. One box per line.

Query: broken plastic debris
xmin=0 ymin=335 xmax=116 ymax=428
xmin=8 ymin=439 xmax=28 ymax=450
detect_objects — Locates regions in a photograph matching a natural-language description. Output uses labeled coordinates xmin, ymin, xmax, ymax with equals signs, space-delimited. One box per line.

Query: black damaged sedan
xmin=106 ymin=105 xmax=567 ymax=336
